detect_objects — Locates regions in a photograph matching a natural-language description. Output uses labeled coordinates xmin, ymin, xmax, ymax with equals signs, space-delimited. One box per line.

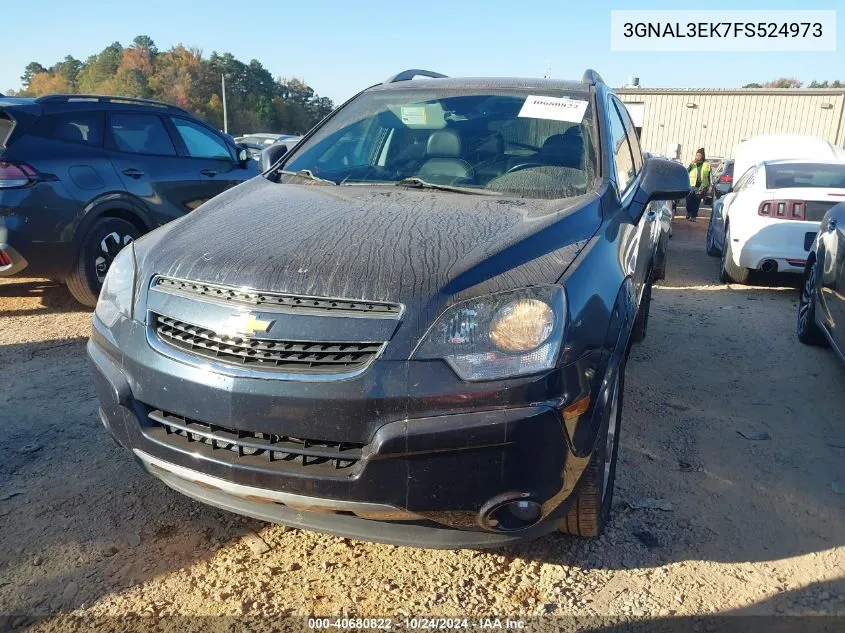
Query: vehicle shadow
xmin=0 ymin=277 xmax=89 ymax=316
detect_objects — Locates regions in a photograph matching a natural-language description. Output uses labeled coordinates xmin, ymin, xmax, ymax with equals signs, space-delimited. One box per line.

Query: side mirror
xmin=235 ymin=143 xmax=251 ymax=166
xmin=633 ymin=157 xmax=690 ymax=209
xmin=260 ymin=143 xmax=289 ymax=172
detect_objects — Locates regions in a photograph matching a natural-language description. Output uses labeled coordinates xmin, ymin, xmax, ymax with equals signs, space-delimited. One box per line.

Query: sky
xmin=2 ymin=0 xmax=843 ymax=103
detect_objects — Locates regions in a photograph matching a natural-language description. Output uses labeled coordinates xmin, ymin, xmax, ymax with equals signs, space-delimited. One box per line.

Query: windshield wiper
xmin=277 ymin=169 xmax=337 ymax=185
xmin=395 ymin=177 xmax=500 ymax=196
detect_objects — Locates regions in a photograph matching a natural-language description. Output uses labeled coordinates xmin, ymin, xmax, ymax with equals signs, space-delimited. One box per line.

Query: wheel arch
xmin=568 ymin=276 xmax=635 ymax=459
xmin=70 ymin=194 xmax=154 ymax=251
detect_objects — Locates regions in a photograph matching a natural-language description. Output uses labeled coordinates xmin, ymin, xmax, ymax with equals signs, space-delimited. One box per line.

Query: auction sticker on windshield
xmin=518 ymin=95 xmax=588 ymax=123
xmin=401 ymin=106 xmax=428 ymax=125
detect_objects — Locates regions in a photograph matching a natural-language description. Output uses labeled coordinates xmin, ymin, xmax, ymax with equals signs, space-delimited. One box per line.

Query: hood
xmin=139 ymin=177 xmax=601 ymax=310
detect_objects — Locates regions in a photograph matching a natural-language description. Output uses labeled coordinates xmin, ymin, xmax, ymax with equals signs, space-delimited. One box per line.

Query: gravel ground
xmin=1 ymin=215 xmax=844 ymax=632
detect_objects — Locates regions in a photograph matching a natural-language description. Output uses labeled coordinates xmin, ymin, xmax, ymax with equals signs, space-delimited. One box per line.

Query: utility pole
xmin=221 ymin=73 xmax=228 ymax=134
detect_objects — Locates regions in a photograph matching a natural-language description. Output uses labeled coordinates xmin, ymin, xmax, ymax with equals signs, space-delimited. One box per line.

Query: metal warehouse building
xmin=616 ymin=88 xmax=845 ymax=161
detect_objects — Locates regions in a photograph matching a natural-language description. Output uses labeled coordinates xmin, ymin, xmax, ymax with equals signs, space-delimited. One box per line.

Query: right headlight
xmin=412 ymin=285 xmax=566 ymax=381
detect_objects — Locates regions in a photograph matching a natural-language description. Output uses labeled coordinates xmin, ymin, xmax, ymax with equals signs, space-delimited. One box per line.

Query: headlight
xmin=413 ymin=285 xmax=566 ymax=381
xmin=94 ymin=243 xmax=136 ymax=327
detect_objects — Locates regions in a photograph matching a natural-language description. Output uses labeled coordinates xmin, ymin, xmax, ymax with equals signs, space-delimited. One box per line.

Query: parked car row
xmin=86 ymin=69 xmax=690 ymax=548
xmin=235 ymin=132 xmax=302 ymax=159
xmin=710 ymin=159 xmax=734 ymax=201
xmin=702 ymin=134 xmax=845 ymax=366
xmin=0 ymin=94 xmax=260 ymax=304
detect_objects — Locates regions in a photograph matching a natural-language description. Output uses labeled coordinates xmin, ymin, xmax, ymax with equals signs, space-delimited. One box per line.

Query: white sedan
xmin=706 ymin=159 xmax=845 ymax=284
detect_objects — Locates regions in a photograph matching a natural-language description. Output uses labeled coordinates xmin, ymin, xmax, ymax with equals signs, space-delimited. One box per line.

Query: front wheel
xmin=719 ymin=224 xmax=749 ymax=284
xmin=797 ymin=259 xmax=828 ymax=346
xmin=558 ymin=366 xmax=624 ymax=537
xmin=66 ymin=218 xmax=141 ymax=307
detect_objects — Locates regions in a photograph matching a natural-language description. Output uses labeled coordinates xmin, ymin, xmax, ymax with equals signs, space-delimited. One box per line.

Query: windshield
xmin=766 ymin=163 xmax=845 ymax=189
xmin=283 ymin=88 xmax=597 ymax=199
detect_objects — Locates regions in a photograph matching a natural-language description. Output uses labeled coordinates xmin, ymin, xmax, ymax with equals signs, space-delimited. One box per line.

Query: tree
xmin=132 ymin=35 xmax=158 ymax=56
xmin=27 ymin=72 xmax=73 ymax=96
xmin=767 ymin=78 xmax=802 ymax=88
xmin=51 ymin=56 xmax=83 ymax=89
xmin=743 ymin=78 xmax=802 ymax=88
xmin=12 ymin=36 xmax=334 ymax=135
xmin=21 ymin=62 xmax=47 ymax=89
xmin=76 ymin=42 xmax=124 ymax=93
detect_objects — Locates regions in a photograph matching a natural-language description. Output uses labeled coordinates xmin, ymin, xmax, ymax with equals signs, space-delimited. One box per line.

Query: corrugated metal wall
xmin=617 ymin=89 xmax=845 ymax=160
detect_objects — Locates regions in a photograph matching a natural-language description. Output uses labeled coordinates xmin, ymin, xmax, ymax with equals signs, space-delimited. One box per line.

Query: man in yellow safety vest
xmin=685 ymin=148 xmax=710 ymax=222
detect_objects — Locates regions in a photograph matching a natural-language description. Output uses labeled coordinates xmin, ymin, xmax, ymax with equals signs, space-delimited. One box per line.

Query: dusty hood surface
xmin=139 ymin=177 xmax=601 ymax=309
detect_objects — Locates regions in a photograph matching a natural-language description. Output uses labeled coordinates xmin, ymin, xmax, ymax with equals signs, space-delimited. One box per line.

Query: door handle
xmin=122 ymin=168 xmax=144 ymax=179
xmin=200 ymin=169 xmax=218 ymax=178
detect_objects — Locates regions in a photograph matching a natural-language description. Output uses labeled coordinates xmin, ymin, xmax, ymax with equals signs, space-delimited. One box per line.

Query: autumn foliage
xmin=13 ymin=36 xmax=334 ymax=135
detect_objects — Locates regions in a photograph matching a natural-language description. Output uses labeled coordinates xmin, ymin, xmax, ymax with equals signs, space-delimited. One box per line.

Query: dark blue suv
xmin=89 ymin=70 xmax=690 ymax=547
xmin=0 ymin=94 xmax=259 ymax=305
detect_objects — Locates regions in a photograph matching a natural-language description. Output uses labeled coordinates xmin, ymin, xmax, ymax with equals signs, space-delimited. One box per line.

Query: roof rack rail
xmin=581 ymin=69 xmax=605 ymax=86
xmin=35 ymin=94 xmax=191 ymax=113
xmin=383 ymin=69 xmax=448 ymax=84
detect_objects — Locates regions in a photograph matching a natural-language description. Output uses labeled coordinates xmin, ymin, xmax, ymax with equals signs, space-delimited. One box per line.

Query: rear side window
xmin=110 ymin=113 xmax=176 ymax=156
xmin=171 ymin=118 xmax=232 ymax=160
xmin=0 ymin=113 xmax=13 ymax=148
xmin=607 ymin=101 xmax=635 ymax=195
xmin=34 ymin=112 xmax=104 ymax=146
xmin=766 ymin=163 xmax=845 ymax=189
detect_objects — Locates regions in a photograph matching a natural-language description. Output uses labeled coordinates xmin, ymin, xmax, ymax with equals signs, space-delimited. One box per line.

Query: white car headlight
xmin=413 ymin=286 xmax=566 ymax=381
xmin=94 ymin=244 xmax=136 ymax=327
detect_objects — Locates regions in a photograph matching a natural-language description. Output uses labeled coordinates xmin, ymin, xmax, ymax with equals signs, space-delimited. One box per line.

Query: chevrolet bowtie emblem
xmin=221 ymin=313 xmax=275 ymax=337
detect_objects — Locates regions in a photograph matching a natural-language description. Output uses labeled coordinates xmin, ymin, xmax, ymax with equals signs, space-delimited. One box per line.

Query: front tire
xmin=66 ymin=218 xmax=141 ymax=307
xmin=797 ymin=259 xmax=828 ymax=346
xmin=719 ymin=224 xmax=749 ymax=284
xmin=558 ymin=366 xmax=624 ymax=537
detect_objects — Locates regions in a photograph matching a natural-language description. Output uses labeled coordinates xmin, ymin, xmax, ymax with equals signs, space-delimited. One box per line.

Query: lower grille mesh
xmin=152 ymin=314 xmax=383 ymax=372
xmin=146 ymin=409 xmax=364 ymax=471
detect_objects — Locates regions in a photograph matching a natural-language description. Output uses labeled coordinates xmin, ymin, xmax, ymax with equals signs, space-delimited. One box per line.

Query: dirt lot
xmin=1 ymin=216 xmax=844 ymax=632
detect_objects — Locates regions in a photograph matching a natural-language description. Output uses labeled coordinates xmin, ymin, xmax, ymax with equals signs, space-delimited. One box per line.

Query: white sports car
xmin=706 ymin=159 xmax=845 ymax=283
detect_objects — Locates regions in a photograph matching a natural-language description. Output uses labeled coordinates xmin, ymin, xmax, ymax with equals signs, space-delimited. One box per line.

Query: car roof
xmin=734 ymin=135 xmax=845 ymax=180
xmin=367 ymin=76 xmax=591 ymax=95
xmin=0 ymin=97 xmax=37 ymax=106
xmin=763 ymin=158 xmax=845 ymax=166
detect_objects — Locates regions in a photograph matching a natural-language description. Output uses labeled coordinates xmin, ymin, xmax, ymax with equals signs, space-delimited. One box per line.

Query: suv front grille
xmin=144 ymin=409 xmax=364 ymax=473
xmin=154 ymin=277 xmax=402 ymax=317
xmin=153 ymin=314 xmax=383 ymax=373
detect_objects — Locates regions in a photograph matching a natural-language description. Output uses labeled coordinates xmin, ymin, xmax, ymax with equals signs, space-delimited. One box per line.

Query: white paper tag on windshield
xmin=400 ymin=106 xmax=428 ymax=125
xmin=518 ymin=95 xmax=588 ymax=123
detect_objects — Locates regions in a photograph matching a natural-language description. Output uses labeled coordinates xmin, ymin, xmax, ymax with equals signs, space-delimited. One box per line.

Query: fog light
xmin=509 ymin=500 xmax=541 ymax=522
xmin=479 ymin=496 xmax=543 ymax=532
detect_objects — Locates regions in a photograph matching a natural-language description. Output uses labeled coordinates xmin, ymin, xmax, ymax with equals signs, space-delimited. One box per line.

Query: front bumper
xmin=88 ymin=312 xmax=609 ymax=548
